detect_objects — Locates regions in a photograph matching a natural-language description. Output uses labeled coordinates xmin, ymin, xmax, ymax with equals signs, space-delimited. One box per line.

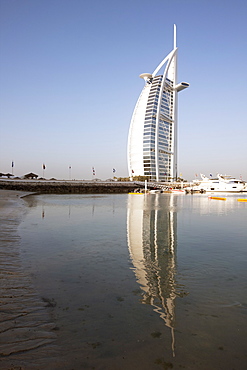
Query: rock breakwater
xmin=0 ymin=180 xmax=140 ymax=194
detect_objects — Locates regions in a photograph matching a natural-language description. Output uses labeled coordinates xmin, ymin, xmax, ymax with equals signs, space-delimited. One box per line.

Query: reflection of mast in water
xmin=127 ymin=194 xmax=177 ymax=356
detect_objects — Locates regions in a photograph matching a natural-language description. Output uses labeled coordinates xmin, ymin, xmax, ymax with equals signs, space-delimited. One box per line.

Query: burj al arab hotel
xmin=127 ymin=25 xmax=189 ymax=182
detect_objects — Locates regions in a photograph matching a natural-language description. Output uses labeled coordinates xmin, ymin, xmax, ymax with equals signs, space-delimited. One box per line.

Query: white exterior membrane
xmin=127 ymin=25 xmax=189 ymax=182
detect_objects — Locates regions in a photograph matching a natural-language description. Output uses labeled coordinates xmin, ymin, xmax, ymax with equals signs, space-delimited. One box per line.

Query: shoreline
xmin=0 ymin=190 xmax=61 ymax=369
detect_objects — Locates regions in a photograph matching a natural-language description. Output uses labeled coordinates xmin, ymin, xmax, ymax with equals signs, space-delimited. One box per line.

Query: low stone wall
xmin=0 ymin=180 xmax=141 ymax=194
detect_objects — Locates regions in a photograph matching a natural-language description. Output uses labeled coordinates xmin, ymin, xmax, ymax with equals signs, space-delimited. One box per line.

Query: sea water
xmin=19 ymin=193 xmax=247 ymax=369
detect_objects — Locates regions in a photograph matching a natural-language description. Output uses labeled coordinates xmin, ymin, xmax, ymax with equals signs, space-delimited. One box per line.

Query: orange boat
xmin=208 ymin=196 xmax=226 ymax=201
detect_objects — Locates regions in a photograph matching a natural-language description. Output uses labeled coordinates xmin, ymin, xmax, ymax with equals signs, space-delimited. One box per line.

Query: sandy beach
xmin=0 ymin=190 xmax=61 ymax=370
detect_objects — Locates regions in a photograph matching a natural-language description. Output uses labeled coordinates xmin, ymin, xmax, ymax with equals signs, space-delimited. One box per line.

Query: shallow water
xmin=19 ymin=193 xmax=247 ymax=369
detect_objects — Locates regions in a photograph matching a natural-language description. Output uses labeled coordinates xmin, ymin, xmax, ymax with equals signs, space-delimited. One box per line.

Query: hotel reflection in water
xmin=127 ymin=194 xmax=177 ymax=356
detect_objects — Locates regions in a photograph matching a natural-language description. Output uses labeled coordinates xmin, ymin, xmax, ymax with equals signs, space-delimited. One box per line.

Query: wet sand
xmin=0 ymin=190 xmax=61 ymax=370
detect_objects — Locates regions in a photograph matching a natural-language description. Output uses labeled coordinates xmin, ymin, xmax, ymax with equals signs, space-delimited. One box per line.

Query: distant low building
xmin=24 ymin=172 xmax=39 ymax=179
xmin=0 ymin=173 xmax=14 ymax=178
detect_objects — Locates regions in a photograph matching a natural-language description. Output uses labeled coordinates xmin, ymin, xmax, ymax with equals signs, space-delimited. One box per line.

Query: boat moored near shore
xmin=186 ymin=174 xmax=246 ymax=193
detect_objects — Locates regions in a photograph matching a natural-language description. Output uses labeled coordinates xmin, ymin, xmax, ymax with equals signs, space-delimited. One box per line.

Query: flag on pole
xmin=11 ymin=161 xmax=14 ymax=168
xmin=43 ymin=164 xmax=46 ymax=170
xmin=113 ymin=168 xmax=116 ymax=173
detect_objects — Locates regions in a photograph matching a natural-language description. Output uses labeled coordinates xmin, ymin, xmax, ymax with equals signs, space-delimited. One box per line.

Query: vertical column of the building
xmin=172 ymin=25 xmax=178 ymax=181
xmin=143 ymin=79 xmax=156 ymax=181
xmin=155 ymin=79 xmax=166 ymax=182
xmin=154 ymin=75 xmax=164 ymax=182
xmin=169 ymin=59 xmax=177 ymax=180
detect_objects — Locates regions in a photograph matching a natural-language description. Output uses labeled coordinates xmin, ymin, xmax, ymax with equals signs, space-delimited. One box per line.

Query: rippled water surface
xmin=19 ymin=193 xmax=247 ymax=369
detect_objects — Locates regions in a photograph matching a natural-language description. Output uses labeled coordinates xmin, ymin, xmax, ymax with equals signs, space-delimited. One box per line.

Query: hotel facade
xmin=127 ymin=194 xmax=177 ymax=355
xmin=127 ymin=25 xmax=189 ymax=182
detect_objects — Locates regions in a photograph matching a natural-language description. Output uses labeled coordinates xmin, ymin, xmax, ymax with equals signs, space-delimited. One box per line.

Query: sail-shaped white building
xmin=127 ymin=25 xmax=189 ymax=182
xmin=127 ymin=193 xmax=178 ymax=356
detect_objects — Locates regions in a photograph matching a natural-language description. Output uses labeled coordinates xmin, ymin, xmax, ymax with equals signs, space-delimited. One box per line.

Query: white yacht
xmin=189 ymin=174 xmax=245 ymax=193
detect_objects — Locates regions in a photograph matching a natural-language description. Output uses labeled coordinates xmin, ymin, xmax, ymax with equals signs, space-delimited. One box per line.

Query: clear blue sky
xmin=1 ymin=0 xmax=247 ymax=181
